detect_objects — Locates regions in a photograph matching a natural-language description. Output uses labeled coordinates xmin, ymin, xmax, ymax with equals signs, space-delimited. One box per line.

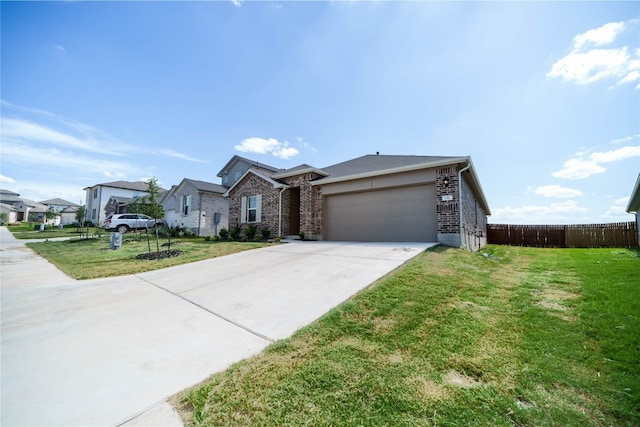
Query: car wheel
xmin=117 ymin=225 xmax=129 ymax=234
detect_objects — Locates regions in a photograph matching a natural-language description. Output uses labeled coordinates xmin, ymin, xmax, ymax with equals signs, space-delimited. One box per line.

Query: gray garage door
xmin=325 ymin=185 xmax=437 ymax=242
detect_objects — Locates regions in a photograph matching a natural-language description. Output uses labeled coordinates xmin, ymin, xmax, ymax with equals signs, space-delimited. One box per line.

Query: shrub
xmin=246 ymin=225 xmax=257 ymax=240
xmin=219 ymin=228 xmax=229 ymax=240
xmin=204 ymin=236 xmax=212 ymax=242
xmin=229 ymin=224 xmax=242 ymax=241
xmin=299 ymin=231 xmax=305 ymax=240
xmin=261 ymin=226 xmax=271 ymax=240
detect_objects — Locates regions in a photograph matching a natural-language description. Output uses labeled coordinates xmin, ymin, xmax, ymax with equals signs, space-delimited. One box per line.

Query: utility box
xmin=110 ymin=232 xmax=122 ymax=250
xmin=214 ymin=212 xmax=221 ymax=224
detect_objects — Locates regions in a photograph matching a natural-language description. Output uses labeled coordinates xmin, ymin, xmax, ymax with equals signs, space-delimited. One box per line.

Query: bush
xmin=229 ymin=224 xmax=242 ymax=241
xmin=219 ymin=228 xmax=229 ymax=240
xmin=246 ymin=225 xmax=257 ymax=240
xmin=261 ymin=226 xmax=271 ymax=240
xmin=299 ymin=231 xmax=305 ymax=240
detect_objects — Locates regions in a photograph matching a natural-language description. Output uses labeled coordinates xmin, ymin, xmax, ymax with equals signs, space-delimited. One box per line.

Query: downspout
xmin=198 ymin=192 xmax=203 ymax=237
xmin=278 ymin=186 xmax=286 ymax=238
xmin=458 ymin=161 xmax=471 ymax=249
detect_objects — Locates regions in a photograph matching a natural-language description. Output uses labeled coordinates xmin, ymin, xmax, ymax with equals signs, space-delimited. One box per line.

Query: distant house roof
xmin=272 ymin=164 xmax=330 ymax=179
xmin=626 ymin=173 xmax=640 ymax=214
xmin=0 ymin=189 xmax=20 ymax=196
xmin=40 ymin=198 xmax=80 ymax=207
xmin=0 ymin=202 xmax=18 ymax=212
xmin=216 ymin=155 xmax=283 ymax=178
xmin=83 ymin=181 xmax=154 ymax=192
xmin=183 ymin=178 xmax=227 ymax=194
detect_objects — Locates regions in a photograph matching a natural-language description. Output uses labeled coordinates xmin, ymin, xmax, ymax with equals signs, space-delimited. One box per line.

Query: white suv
xmin=102 ymin=214 xmax=162 ymax=233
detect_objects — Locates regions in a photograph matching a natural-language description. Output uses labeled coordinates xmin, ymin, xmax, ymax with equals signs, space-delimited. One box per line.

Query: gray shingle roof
xmin=184 ymin=179 xmax=227 ymax=194
xmin=39 ymin=198 xmax=80 ymax=207
xmin=320 ymin=154 xmax=462 ymax=180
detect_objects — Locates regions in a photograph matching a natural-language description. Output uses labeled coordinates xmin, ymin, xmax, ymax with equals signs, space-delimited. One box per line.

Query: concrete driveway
xmin=0 ymin=227 xmax=434 ymax=426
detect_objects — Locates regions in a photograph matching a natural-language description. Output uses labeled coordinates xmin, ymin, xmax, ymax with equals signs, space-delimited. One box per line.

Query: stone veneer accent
xmin=280 ymin=173 xmax=323 ymax=239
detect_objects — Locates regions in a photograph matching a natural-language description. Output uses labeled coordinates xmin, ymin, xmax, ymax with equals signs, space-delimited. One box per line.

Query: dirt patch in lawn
xmin=136 ymin=250 xmax=184 ymax=260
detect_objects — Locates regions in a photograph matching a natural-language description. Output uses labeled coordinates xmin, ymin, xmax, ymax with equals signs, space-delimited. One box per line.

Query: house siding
xmin=171 ymin=182 xmax=228 ymax=236
xmin=460 ymin=173 xmax=488 ymax=251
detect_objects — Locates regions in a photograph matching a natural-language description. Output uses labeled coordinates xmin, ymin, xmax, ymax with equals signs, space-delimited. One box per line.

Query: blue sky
xmin=1 ymin=1 xmax=638 ymax=224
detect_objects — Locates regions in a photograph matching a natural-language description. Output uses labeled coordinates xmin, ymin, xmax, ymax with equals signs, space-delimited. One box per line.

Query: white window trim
xmin=241 ymin=195 xmax=261 ymax=223
xmin=182 ymin=194 xmax=191 ymax=216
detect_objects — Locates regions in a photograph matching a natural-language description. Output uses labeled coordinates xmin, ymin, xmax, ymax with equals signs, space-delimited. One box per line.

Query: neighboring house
xmin=60 ymin=206 xmax=80 ymax=226
xmin=0 ymin=202 xmax=19 ymax=224
xmin=626 ymin=173 xmax=640 ymax=243
xmin=40 ymin=198 xmax=81 ymax=226
xmin=160 ymin=178 xmax=228 ymax=236
xmin=0 ymin=189 xmax=26 ymax=221
xmin=84 ymin=181 xmax=167 ymax=225
xmin=224 ymin=154 xmax=491 ymax=251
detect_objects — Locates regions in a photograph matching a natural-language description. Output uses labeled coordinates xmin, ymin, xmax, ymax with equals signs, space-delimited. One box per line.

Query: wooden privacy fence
xmin=487 ymin=222 xmax=639 ymax=248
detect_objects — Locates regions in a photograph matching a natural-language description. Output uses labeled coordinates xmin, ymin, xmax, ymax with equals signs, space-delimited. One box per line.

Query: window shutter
xmin=241 ymin=196 xmax=247 ymax=223
xmin=256 ymin=194 xmax=262 ymax=222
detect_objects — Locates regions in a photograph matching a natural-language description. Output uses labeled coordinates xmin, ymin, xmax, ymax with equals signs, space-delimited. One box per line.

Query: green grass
xmin=26 ymin=235 xmax=269 ymax=280
xmin=8 ymin=224 xmax=102 ymax=239
xmin=173 ymin=245 xmax=640 ymax=426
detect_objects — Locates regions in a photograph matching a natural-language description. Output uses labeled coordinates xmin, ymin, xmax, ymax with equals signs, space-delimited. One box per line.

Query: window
xmin=222 ymin=174 xmax=229 ymax=185
xmin=234 ymin=170 xmax=243 ymax=182
xmin=93 ymin=188 xmax=98 ymax=198
xmin=241 ymin=195 xmax=261 ymax=223
xmin=92 ymin=209 xmax=97 ymax=220
xmin=248 ymin=196 xmax=257 ymax=222
xmin=182 ymin=194 xmax=191 ymax=216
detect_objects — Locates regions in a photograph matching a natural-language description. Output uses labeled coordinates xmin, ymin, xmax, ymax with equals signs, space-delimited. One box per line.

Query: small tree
xmin=75 ymin=206 xmax=87 ymax=238
xmin=44 ymin=207 xmax=59 ymax=226
xmin=128 ymin=177 xmax=166 ymax=257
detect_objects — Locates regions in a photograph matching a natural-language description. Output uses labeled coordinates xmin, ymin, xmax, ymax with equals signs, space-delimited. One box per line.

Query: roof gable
xmin=217 ymin=155 xmax=282 ymax=178
xmin=223 ymin=167 xmax=287 ymax=196
xmin=40 ymin=198 xmax=79 ymax=207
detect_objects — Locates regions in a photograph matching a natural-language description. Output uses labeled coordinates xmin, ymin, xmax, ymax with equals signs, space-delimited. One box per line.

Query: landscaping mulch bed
xmin=136 ymin=249 xmax=184 ymax=260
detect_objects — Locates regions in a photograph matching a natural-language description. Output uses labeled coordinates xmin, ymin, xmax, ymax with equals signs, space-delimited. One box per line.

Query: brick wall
xmin=436 ymin=166 xmax=459 ymax=235
xmin=281 ymin=173 xmax=323 ymax=239
xmin=228 ymin=174 xmax=282 ymax=237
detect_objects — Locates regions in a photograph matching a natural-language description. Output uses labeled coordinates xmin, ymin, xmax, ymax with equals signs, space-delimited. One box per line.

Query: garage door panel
xmin=325 ymin=185 xmax=436 ymax=242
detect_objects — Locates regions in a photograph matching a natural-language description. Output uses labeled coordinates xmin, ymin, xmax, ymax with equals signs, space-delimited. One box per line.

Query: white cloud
xmin=535 ymin=185 xmax=582 ymax=198
xmin=610 ymin=134 xmax=640 ymax=144
xmin=491 ymin=200 xmax=589 ymax=224
xmin=54 ymin=44 xmax=66 ymax=53
xmin=603 ymin=196 xmax=633 ymax=220
xmin=0 ymin=174 xmax=16 ymax=184
xmin=552 ymin=145 xmax=640 ymax=179
xmin=1 ymin=142 xmax=134 ymax=178
xmin=231 ymin=0 xmax=243 ymax=6
xmin=235 ymin=137 xmax=300 ymax=160
xmin=573 ymin=22 xmax=626 ymax=50
xmin=547 ymin=20 xmax=640 ymax=88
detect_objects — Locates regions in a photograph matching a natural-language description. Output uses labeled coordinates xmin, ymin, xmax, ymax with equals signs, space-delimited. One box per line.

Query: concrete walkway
xmin=0 ymin=227 xmax=434 ymax=426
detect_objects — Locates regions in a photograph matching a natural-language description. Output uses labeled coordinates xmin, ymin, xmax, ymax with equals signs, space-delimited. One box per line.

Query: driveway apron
xmin=0 ymin=227 xmax=434 ymax=426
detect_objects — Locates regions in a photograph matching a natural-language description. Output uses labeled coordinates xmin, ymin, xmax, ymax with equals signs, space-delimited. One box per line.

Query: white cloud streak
xmin=552 ymin=145 xmax=640 ymax=179
xmin=235 ymin=137 xmax=300 ymax=160
xmin=535 ymin=185 xmax=583 ymax=198
xmin=0 ymin=174 xmax=16 ymax=184
xmin=155 ymin=149 xmax=208 ymax=163
xmin=491 ymin=200 xmax=590 ymax=225
xmin=547 ymin=20 xmax=640 ymax=88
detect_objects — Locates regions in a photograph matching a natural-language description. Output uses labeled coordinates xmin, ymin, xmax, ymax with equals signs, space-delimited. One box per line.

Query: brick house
xmin=160 ymin=178 xmax=228 ymax=236
xmin=626 ymin=173 xmax=640 ymax=243
xmin=224 ymin=154 xmax=491 ymax=250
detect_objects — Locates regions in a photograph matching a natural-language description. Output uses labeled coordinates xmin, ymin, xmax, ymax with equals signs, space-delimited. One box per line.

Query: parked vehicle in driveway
xmin=102 ymin=214 xmax=166 ymax=233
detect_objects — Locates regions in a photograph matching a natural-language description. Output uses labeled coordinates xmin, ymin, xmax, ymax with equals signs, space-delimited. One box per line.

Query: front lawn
xmin=173 ymin=246 xmax=639 ymax=426
xmin=26 ymin=234 xmax=270 ymax=280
